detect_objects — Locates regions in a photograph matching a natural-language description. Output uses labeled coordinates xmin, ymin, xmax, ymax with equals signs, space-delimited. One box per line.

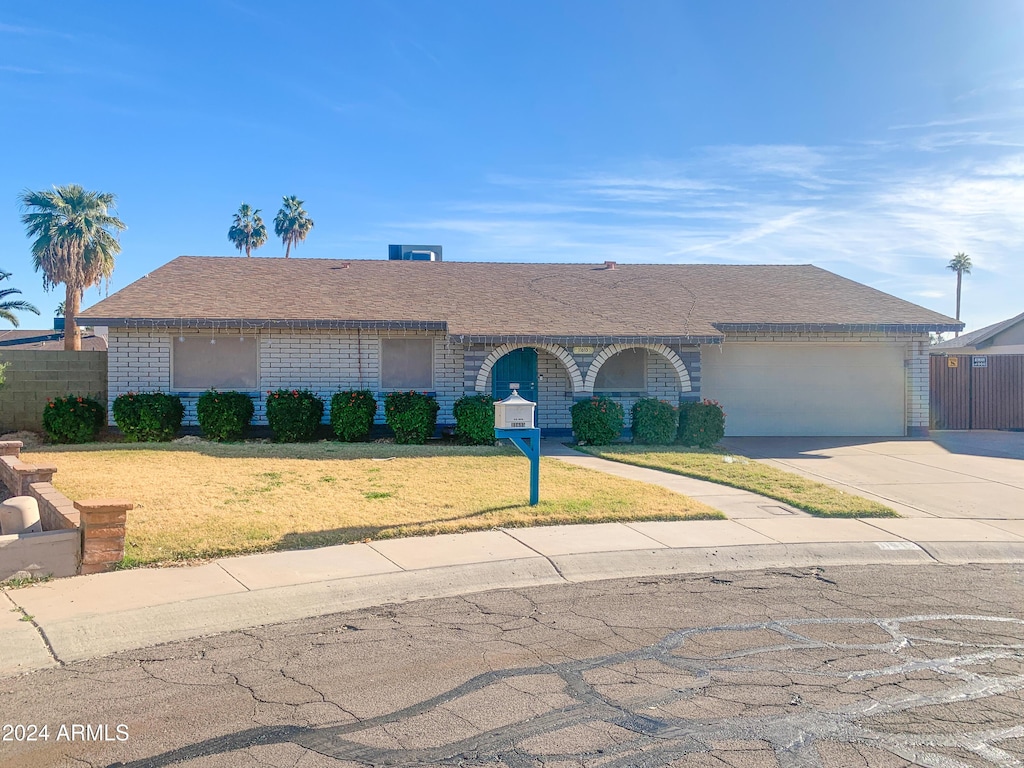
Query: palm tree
xmin=20 ymin=184 xmax=126 ymax=351
xmin=227 ymin=203 xmax=268 ymax=257
xmin=947 ymin=252 xmax=972 ymax=337
xmin=273 ymin=195 xmax=314 ymax=258
xmin=0 ymin=270 xmax=40 ymax=328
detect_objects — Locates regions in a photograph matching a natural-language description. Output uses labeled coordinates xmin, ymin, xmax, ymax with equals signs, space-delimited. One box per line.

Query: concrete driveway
xmin=722 ymin=431 xmax=1024 ymax=520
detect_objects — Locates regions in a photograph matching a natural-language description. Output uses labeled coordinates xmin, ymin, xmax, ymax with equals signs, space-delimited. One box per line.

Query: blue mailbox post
xmin=494 ymin=389 xmax=540 ymax=506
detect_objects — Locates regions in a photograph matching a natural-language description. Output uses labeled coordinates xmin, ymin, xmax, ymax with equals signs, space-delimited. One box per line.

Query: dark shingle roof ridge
xmin=171 ymin=254 xmax=820 ymax=267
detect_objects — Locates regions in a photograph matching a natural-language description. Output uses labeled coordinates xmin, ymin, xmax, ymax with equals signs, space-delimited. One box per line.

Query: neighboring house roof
xmin=932 ymin=310 xmax=1024 ymax=351
xmin=0 ymin=330 xmax=107 ymax=351
xmin=79 ymin=256 xmax=962 ymax=343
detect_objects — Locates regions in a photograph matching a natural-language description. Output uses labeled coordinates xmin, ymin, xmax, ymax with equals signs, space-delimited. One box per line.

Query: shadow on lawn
xmin=28 ymin=439 xmax=518 ymax=462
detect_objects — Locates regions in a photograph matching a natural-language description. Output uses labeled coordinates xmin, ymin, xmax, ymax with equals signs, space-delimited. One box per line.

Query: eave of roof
xmin=932 ymin=310 xmax=1024 ymax=349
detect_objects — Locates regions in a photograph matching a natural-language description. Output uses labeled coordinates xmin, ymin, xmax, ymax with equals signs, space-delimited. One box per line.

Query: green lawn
xmin=575 ymin=444 xmax=897 ymax=518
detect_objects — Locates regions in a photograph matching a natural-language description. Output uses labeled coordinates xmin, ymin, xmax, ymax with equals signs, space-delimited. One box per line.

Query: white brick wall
xmin=109 ymin=328 xmax=465 ymax=427
xmin=107 ymin=328 xmax=172 ymax=424
xmin=107 ymin=328 xmax=933 ymax=434
xmin=538 ymin=350 xmax=572 ymax=429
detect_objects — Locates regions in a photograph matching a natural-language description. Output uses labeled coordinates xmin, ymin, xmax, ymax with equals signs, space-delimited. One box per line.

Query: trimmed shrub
xmin=571 ymin=396 xmax=624 ymax=445
xmin=266 ymin=389 xmax=324 ymax=442
xmin=385 ymin=391 xmax=440 ymax=444
xmin=631 ymin=398 xmax=678 ymax=445
xmin=677 ymin=398 xmax=726 ymax=449
xmin=330 ymin=390 xmax=377 ymax=442
xmin=196 ymin=390 xmax=254 ymax=441
xmin=42 ymin=395 xmax=105 ymax=444
xmin=453 ymin=394 xmax=495 ymax=445
xmin=112 ymin=392 xmax=184 ymax=442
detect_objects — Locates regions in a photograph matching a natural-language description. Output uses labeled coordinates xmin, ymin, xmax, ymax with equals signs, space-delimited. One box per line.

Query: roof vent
xmin=603 ymin=261 xmax=617 ymax=270
xmin=389 ymin=244 xmax=443 ymax=261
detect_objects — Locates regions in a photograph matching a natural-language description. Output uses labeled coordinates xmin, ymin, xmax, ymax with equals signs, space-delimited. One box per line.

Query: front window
xmin=381 ymin=338 xmax=433 ymax=389
xmin=594 ymin=349 xmax=647 ymax=391
xmin=172 ymin=335 xmax=258 ymax=390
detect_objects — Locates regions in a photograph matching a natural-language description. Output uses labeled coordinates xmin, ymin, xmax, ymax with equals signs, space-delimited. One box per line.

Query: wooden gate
xmin=930 ymin=354 xmax=1024 ymax=430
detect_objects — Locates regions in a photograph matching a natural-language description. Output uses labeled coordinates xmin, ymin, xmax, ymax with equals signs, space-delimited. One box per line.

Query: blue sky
xmin=1 ymin=1 xmax=1022 ymax=334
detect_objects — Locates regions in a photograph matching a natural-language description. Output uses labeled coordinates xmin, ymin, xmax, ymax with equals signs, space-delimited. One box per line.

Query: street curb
xmin=11 ymin=539 xmax=1023 ymax=673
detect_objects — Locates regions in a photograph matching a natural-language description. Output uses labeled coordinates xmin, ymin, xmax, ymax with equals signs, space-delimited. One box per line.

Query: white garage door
xmin=701 ymin=343 xmax=906 ymax=437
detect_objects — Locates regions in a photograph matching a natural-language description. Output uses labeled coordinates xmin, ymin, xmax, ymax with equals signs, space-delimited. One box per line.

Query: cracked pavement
xmin=2 ymin=563 xmax=1024 ymax=767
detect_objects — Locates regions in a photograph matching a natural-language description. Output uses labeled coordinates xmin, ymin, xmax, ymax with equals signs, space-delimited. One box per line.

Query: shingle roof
xmin=79 ymin=256 xmax=962 ymax=342
xmin=0 ymin=330 xmax=107 ymax=351
xmin=932 ymin=310 xmax=1024 ymax=350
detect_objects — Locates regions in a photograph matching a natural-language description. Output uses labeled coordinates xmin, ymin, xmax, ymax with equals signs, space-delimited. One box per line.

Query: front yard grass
xmin=26 ymin=442 xmax=722 ymax=566
xmin=575 ymin=445 xmax=897 ymax=518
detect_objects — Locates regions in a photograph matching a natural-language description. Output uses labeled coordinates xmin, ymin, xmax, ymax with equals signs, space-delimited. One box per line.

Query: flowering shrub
xmin=631 ymin=398 xmax=678 ymax=445
xmin=384 ymin=391 xmax=439 ymax=444
xmin=42 ymin=395 xmax=105 ymax=443
xmin=196 ymin=390 xmax=254 ymax=441
xmin=453 ymin=394 xmax=495 ymax=445
xmin=571 ymin=396 xmax=624 ymax=445
xmin=266 ymin=389 xmax=324 ymax=442
xmin=677 ymin=398 xmax=726 ymax=449
xmin=112 ymin=392 xmax=184 ymax=442
xmin=330 ymin=390 xmax=377 ymax=442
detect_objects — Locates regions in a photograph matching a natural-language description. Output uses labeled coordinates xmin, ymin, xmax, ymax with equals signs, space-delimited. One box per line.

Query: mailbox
xmin=495 ymin=390 xmax=536 ymax=429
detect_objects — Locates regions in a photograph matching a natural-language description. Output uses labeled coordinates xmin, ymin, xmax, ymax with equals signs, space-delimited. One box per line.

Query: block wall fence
xmin=0 ymin=350 xmax=107 ymax=432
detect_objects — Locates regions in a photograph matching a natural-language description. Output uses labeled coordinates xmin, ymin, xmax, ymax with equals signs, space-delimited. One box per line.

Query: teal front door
xmin=492 ymin=348 xmax=538 ymax=403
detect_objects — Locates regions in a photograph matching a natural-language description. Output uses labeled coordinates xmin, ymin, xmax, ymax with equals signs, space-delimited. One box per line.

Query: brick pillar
xmin=75 ymin=499 xmax=133 ymax=575
xmin=0 ymin=441 xmax=23 ymax=457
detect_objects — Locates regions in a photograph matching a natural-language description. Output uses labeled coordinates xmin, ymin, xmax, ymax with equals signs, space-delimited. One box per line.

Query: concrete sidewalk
xmin=5 ymin=516 xmax=1024 ymax=679
xmin=542 ymin=441 xmax=808 ymax=518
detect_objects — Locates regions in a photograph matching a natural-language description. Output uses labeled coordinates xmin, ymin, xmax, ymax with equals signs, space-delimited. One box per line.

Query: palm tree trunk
xmin=64 ymin=283 xmax=81 ymax=351
xmin=954 ymin=270 xmax=962 ymax=337
xmin=285 ymin=240 xmax=291 ymax=259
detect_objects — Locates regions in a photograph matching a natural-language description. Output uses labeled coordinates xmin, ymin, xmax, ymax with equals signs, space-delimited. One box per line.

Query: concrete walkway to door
xmin=722 ymin=431 xmax=1024 ymax=520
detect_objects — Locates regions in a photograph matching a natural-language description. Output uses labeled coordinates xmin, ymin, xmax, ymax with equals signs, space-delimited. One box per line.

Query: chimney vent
xmin=604 ymin=261 xmax=617 ymax=270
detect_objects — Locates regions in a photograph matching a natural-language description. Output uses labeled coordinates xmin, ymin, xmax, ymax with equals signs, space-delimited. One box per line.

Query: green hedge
xmin=453 ymin=394 xmax=495 ymax=445
xmin=330 ymin=390 xmax=377 ymax=442
xmin=571 ymin=396 xmax=624 ymax=445
xmin=631 ymin=398 xmax=678 ymax=445
xmin=266 ymin=389 xmax=324 ymax=442
xmin=112 ymin=392 xmax=184 ymax=442
xmin=42 ymin=395 xmax=105 ymax=444
xmin=196 ymin=390 xmax=254 ymax=441
xmin=678 ymin=399 xmax=726 ymax=449
xmin=384 ymin=391 xmax=439 ymax=444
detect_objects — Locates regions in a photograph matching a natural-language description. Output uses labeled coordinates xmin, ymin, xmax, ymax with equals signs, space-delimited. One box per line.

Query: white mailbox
xmin=495 ymin=390 xmax=536 ymax=429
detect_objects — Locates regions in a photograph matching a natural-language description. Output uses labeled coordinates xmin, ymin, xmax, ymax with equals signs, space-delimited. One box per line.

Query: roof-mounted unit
xmin=388 ymin=244 xmax=443 ymax=261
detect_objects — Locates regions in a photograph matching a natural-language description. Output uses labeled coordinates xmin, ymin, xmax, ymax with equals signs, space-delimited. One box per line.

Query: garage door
xmin=701 ymin=344 xmax=906 ymax=436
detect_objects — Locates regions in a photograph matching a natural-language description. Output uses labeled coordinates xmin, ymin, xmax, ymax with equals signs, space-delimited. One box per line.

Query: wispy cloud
xmin=0 ymin=22 xmax=72 ymax=39
xmin=386 ymin=126 xmax=1024 ymax=330
xmin=0 ymin=65 xmax=43 ymax=74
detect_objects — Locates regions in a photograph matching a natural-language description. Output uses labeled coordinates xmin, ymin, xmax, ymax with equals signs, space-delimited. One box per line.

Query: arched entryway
xmin=491 ymin=347 xmax=538 ymax=402
xmin=476 ymin=343 xmax=584 ymax=430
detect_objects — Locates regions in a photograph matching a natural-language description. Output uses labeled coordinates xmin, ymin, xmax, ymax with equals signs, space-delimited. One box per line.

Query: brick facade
xmin=108 ymin=328 xmax=464 ymax=427
xmin=107 ymin=328 xmax=928 ymax=435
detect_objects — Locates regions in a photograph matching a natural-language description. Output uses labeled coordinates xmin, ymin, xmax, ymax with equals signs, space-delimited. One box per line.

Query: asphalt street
xmin=3 ymin=563 xmax=1024 ymax=768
